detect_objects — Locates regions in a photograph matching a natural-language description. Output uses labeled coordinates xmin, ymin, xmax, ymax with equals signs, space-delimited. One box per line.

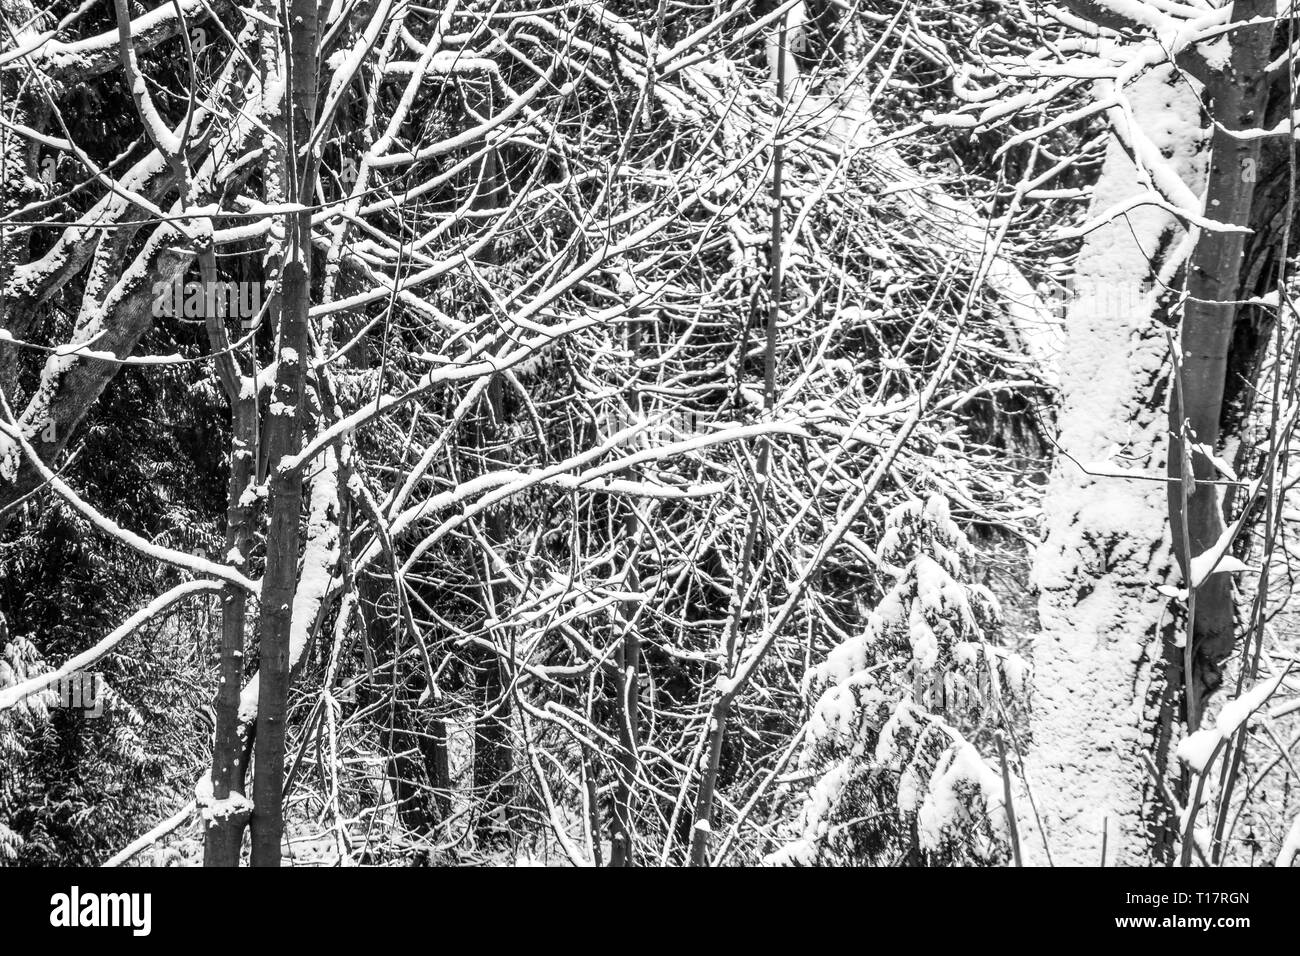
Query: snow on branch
xmin=0 ymin=580 xmax=223 ymax=712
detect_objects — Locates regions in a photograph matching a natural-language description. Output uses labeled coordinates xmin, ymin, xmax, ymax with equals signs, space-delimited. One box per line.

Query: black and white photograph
xmin=0 ymin=0 xmax=1295 ymax=914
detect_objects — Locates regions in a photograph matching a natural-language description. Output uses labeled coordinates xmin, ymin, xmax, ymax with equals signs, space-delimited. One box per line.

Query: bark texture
xmin=1026 ymin=67 xmax=1206 ymax=866
xmin=1167 ymin=1 xmax=1276 ymax=731
xmin=249 ymin=0 xmax=320 ymax=867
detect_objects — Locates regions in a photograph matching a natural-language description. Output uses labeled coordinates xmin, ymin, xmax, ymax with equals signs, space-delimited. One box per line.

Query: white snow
xmin=238 ymin=452 xmax=341 ymax=726
xmin=1176 ymin=729 xmax=1221 ymax=773
xmin=917 ymin=741 xmax=1008 ymax=855
xmin=1189 ymin=522 xmax=1258 ymax=587
xmin=1278 ymin=813 xmax=1300 ymax=868
xmin=1199 ymin=35 xmax=1232 ymax=72
xmin=1176 ymin=671 xmax=1290 ymax=773
xmin=1023 ymin=63 xmax=1209 ymax=866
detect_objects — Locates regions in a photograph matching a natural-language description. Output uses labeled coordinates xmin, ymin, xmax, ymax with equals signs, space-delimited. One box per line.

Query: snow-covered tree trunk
xmin=1024 ymin=67 xmax=1207 ymax=866
xmin=201 ymin=388 xmax=256 ymax=866
xmin=249 ymin=0 xmax=321 ymax=867
xmin=0 ymin=0 xmax=40 ymax=406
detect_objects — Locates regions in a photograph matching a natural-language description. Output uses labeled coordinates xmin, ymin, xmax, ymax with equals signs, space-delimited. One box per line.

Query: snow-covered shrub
xmin=767 ymin=493 xmax=1028 ymax=865
xmin=0 ymin=623 xmax=56 ymax=862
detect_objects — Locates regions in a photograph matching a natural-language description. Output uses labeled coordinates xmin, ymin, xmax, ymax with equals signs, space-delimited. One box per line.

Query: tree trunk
xmin=359 ymin=574 xmax=449 ymax=835
xmin=609 ymin=319 xmax=642 ymax=867
xmin=249 ymin=256 xmax=310 ymax=867
xmin=0 ymin=0 xmax=40 ymax=406
xmin=1167 ymin=0 xmax=1276 ymax=732
xmin=468 ymin=87 xmax=514 ymax=840
xmin=203 ymin=271 xmax=258 ymax=866
xmin=1025 ymin=66 xmax=1207 ymax=866
xmin=470 ymin=375 xmax=514 ymax=838
xmin=249 ymin=0 xmax=320 ymax=867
